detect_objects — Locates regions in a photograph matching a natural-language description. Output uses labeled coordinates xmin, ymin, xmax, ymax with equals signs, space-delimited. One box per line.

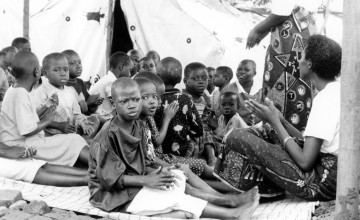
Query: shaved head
xmin=158 ymin=57 xmax=182 ymax=86
xmin=42 ymin=53 xmax=67 ymax=70
xmin=11 ymin=51 xmax=39 ymax=79
xmin=111 ymin=77 xmax=139 ymax=99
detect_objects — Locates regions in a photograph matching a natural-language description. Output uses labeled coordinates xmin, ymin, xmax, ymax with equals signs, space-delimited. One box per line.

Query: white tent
xmin=0 ymin=0 xmax=343 ymax=89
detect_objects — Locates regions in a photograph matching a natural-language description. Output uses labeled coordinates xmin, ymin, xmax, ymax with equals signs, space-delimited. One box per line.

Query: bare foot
xmin=231 ymin=186 xmax=260 ymax=220
xmin=227 ymin=186 xmax=259 ymax=208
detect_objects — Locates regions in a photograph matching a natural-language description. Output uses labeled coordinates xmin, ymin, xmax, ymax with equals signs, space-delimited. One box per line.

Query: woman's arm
xmin=271 ymin=119 xmax=323 ymax=171
xmin=246 ymin=14 xmax=289 ymax=49
xmin=246 ymin=98 xmax=323 ymax=171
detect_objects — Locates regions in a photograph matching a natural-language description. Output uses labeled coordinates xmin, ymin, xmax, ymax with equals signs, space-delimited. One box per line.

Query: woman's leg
xmin=32 ymin=167 xmax=88 ymax=186
xmin=226 ymin=128 xmax=320 ymax=200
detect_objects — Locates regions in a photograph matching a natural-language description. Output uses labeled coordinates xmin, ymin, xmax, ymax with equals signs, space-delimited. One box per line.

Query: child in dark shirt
xmin=62 ymin=50 xmax=103 ymax=114
xmin=88 ymin=77 xmax=259 ymax=218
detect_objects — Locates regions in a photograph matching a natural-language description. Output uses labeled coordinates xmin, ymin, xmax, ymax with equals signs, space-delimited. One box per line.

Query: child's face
xmin=139 ymin=59 xmax=156 ymax=73
xmin=18 ymin=43 xmax=31 ymax=52
xmin=4 ymin=52 xmax=16 ymax=68
xmin=220 ymin=95 xmax=238 ymax=118
xmin=45 ymin=57 xmax=69 ymax=89
xmin=236 ymin=62 xmax=255 ymax=84
xmin=184 ymin=68 xmax=208 ymax=94
xmin=113 ymin=86 xmax=142 ymax=122
xmin=207 ymin=70 xmax=214 ymax=88
xmin=213 ymin=71 xmax=227 ymax=87
xmin=118 ymin=60 xmax=134 ymax=78
xmin=67 ymin=54 xmax=82 ymax=79
xmin=140 ymin=82 xmax=158 ymax=117
xmin=0 ymin=55 xmax=5 ymax=69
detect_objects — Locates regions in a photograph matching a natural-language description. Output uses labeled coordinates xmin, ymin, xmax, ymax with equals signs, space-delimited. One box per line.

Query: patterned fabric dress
xmin=143 ymin=116 xmax=206 ymax=176
xmin=262 ymin=6 xmax=317 ymax=131
xmin=215 ymin=128 xmax=337 ymax=201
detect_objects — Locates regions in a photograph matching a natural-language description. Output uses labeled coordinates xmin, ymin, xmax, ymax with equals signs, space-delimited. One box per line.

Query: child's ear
xmin=118 ymin=64 xmax=124 ymax=72
xmin=41 ymin=68 xmax=47 ymax=77
xmin=33 ymin=66 xmax=40 ymax=78
xmin=183 ymin=77 xmax=187 ymax=85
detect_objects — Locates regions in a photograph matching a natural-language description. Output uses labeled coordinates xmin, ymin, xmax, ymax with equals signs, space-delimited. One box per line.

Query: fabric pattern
xmin=154 ymin=89 xmax=203 ymax=157
xmin=143 ymin=116 xmax=206 ymax=176
xmin=262 ymin=6 xmax=317 ymax=131
xmin=216 ymin=128 xmax=337 ymax=201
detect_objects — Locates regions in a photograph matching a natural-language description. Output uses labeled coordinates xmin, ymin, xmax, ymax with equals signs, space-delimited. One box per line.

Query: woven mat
xmin=0 ymin=177 xmax=318 ymax=220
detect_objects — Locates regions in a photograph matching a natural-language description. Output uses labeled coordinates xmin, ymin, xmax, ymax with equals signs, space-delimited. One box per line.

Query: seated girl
xmin=216 ymin=35 xmax=341 ymax=201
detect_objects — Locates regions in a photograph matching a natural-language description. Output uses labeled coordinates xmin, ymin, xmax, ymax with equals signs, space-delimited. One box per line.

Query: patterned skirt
xmin=214 ymin=127 xmax=337 ymax=201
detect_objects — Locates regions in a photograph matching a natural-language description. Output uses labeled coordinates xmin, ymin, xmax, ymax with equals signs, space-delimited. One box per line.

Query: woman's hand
xmin=245 ymin=98 xmax=282 ymax=125
xmin=246 ymin=28 xmax=270 ymax=49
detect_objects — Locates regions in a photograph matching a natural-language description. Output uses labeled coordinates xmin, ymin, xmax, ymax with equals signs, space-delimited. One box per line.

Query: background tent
xmin=0 ymin=0 xmax=343 ymax=89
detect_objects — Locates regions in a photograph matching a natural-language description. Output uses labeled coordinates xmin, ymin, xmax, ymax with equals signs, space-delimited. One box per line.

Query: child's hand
xmin=87 ymin=94 xmax=103 ymax=106
xmin=81 ymin=120 xmax=95 ymax=135
xmin=3 ymin=146 xmax=37 ymax=159
xmin=207 ymin=116 xmax=218 ymax=130
xmin=145 ymin=168 xmax=179 ymax=190
xmin=163 ymin=102 xmax=179 ymax=121
xmin=41 ymin=105 xmax=56 ymax=123
xmin=45 ymin=93 xmax=59 ymax=108
xmin=58 ymin=118 xmax=77 ymax=133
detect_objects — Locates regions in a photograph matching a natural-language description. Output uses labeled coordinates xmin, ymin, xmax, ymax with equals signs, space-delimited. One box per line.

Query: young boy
xmin=205 ymin=67 xmax=215 ymax=96
xmin=88 ymin=77 xmax=259 ymax=219
xmin=0 ymin=51 xmax=89 ymax=167
xmin=208 ymin=91 xmax=248 ymax=143
xmin=62 ymin=49 xmax=103 ymax=114
xmin=89 ymin=52 xmax=133 ymax=120
xmin=223 ymin=59 xmax=259 ymax=125
xmin=11 ymin=37 xmax=31 ymax=52
xmin=1 ymin=46 xmax=18 ymax=86
xmin=0 ymin=52 xmax=9 ymax=109
xmin=127 ymin=49 xmax=142 ymax=77
xmin=32 ymin=53 xmax=99 ymax=138
xmin=138 ymin=57 xmax=156 ymax=74
xmin=182 ymin=62 xmax=219 ymax=165
xmin=211 ymin=66 xmax=233 ymax=118
xmin=146 ymin=50 xmax=160 ymax=67
xmin=154 ymin=58 xmax=204 ymax=157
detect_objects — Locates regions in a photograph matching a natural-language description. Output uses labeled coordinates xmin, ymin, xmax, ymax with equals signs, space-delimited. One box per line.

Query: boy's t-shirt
xmin=31 ymin=79 xmax=86 ymax=134
xmin=154 ymin=88 xmax=203 ymax=156
xmin=0 ymin=68 xmax=9 ymax=108
xmin=88 ymin=117 xmax=147 ymax=212
xmin=0 ymin=87 xmax=42 ymax=143
xmin=66 ymin=78 xmax=89 ymax=103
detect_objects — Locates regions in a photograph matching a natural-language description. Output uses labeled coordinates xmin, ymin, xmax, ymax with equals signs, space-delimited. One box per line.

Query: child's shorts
xmin=126 ymin=169 xmax=207 ymax=218
xmin=0 ymin=157 xmax=46 ymax=182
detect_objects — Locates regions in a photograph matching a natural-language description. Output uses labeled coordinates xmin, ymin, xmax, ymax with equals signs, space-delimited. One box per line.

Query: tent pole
xmin=23 ymin=0 xmax=29 ymax=39
xmin=106 ymin=0 xmax=115 ymax=72
xmin=334 ymin=0 xmax=360 ymax=219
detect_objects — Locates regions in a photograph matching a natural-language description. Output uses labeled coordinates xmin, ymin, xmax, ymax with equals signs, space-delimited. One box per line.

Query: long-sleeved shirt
xmin=88 ymin=117 xmax=147 ymax=212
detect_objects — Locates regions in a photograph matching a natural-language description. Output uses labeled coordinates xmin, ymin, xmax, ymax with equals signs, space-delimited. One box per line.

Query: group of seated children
xmin=0 ymin=37 xmax=262 ymax=218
